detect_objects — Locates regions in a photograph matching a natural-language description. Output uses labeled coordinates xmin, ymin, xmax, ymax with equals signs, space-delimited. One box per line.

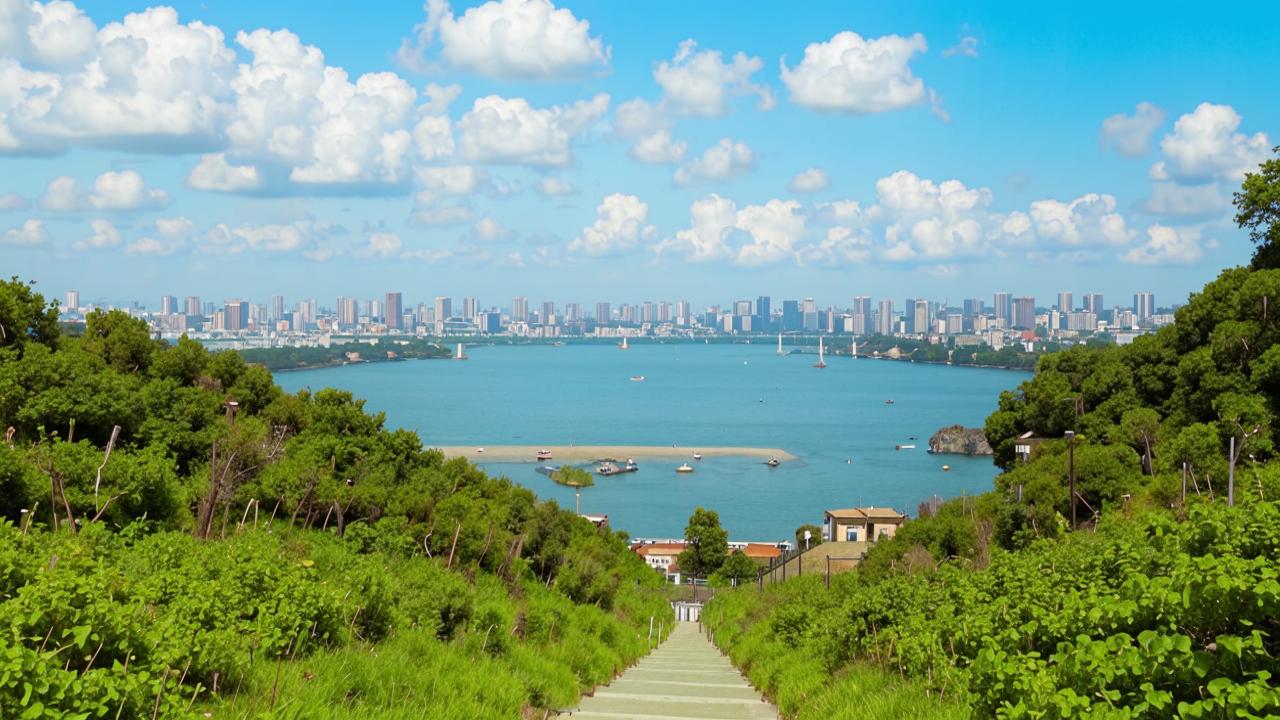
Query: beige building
xmin=823 ymin=507 xmax=906 ymax=543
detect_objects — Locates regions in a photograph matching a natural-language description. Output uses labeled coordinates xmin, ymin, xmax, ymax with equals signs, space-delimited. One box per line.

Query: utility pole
xmin=1229 ymin=436 xmax=1235 ymax=507
xmin=1065 ymin=430 xmax=1077 ymax=528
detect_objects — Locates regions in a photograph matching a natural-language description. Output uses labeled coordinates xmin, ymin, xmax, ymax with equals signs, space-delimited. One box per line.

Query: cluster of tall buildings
xmin=60 ymin=288 xmax=1165 ymax=342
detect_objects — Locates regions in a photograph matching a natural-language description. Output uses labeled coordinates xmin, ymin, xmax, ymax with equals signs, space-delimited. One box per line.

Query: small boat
xmin=777 ymin=333 xmax=785 ymax=356
xmin=884 ymin=399 xmax=895 ymax=405
xmin=676 ymin=463 xmax=694 ymax=473
xmin=692 ymin=451 xmax=703 ymax=461
xmin=619 ymin=336 xmax=629 ymax=350
xmin=942 ymin=465 xmax=951 ymax=472
xmin=536 ymin=449 xmax=553 ymax=460
xmin=597 ymin=462 xmax=619 ymax=476
xmin=630 ymin=375 xmax=645 ymax=382
xmin=895 ymin=444 xmax=916 ymax=451
xmin=454 ymin=343 xmax=467 ymax=360
xmin=765 ymin=457 xmax=780 ymax=467
xmin=476 ymin=447 xmax=485 ymax=454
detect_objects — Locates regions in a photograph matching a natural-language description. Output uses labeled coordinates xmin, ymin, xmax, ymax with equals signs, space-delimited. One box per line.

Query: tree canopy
xmin=1236 ymin=145 xmax=1280 ymax=269
xmin=677 ymin=506 xmax=728 ymax=579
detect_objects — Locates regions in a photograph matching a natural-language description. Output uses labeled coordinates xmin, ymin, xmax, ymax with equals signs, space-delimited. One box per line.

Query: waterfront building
xmin=595 ymin=302 xmax=611 ymax=324
xmin=823 ymin=507 xmax=906 ymax=543
xmin=462 ymin=297 xmax=477 ymax=321
xmin=386 ymin=292 xmax=403 ymax=330
xmin=1012 ymin=296 xmax=1036 ymax=329
xmin=271 ymin=294 xmax=285 ymax=322
xmin=511 ymin=296 xmax=528 ymax=323
xmin=642 ymin=301 xmax=656 ymax=324
xmin=657 ymin=301 xmax=671 ymax=323
xmin=782 ymin=300 xmax=801 ymax=331
xmin=541 ymin=300 xmax=556 ymax=326
xmin=756 ymin=295 xmax=772 ymax=332
xmin=565 ymin=302 xmax=582 ymax=323
xmin=875 ymin=299 xmax=895 ymax=335
xmin=994 ymin=292 xmax=1012 ymax=323
xmin=676 ymin=300 xmax=691 ymax=326
xmin=223 ymin=299 xmax=248 ymax=332
xmin=1057 ymin=291 xmax=1073 ymax=313
xmin=185 ymin=296 xmax=201 ymax=317
xmin=802 ymin=297 xmax=818 ymax=332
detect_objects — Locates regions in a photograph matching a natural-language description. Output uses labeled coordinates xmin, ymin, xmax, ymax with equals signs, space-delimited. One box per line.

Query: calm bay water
xmin=275 ymin=343 xmax=1028 ymax=541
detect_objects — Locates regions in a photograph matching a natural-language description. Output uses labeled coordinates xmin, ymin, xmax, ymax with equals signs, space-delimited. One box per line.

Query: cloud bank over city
xmin=1 ymin=0 xmax=1276 ymax=303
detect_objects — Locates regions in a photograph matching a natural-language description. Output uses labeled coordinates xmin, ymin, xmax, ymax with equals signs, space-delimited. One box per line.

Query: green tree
xmin=0 ymin=277 xmax=59 ymax=353
xmin=81 ymin=309 xmax=158 ymax=374
xmin=551 ymin=466 xmax=593 ymax=488
xmin=676 ymin=507 xmax=728 ymax=580
xmin=794 ymin=523 xmax=823 ymax=549
xmin=711 ymin=551 xmax=758 ymax=587
xmin=1234 ymin=145 xmax=1280 ymax=269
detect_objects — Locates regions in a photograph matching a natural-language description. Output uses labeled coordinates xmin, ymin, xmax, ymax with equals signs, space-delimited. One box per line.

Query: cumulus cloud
xmin=88 ymin=170 xmax=169 ymax=209
xmin=1100 ymin=102 xmax=1166 ymax=157
xmin=187 ymin=153 xmax=262 ymax=192
xmin=1027 ymin=193 xmax=1133 ymax=247
xmin=660 ymin=195 xmax=804 ymax=266
xmin=416 ymin=165 xmax=487 ymax=197
xmin=614 ymin=97 xmax=667 ymax=139
xmin=39 ymin=176 xmax=79 ymax=210
xmin=942 ymin=35 xmax=979 ymax=58
xmin=1 ymin=217 xmax=46 ymax=245
xmin=409 ymin=204 xmax=473 ymax=226
xmin=73 ymin=218 xmax=121 ymax=251
xmin=568 ymin=193 xmax=656 ymax=255
xmin=535 ymin=176 xmax=574 ymax=196
xmin=653 ymin=39 xmax=772 ymax=116
xmin=787 ymin=167 xmax=829 ymax=193
xmin=0 ymin=191 xmax=28 ymax=210
xmin=471 ymin=216 xmax=510 ymax=242
xmin=360 ymin=231 xmax=402 ymax=258
xmin=125 ymin=217 xmax=192 ymax=255
xmin=396 ymin=0 xmax=610 ymax=79
xmin=631 ymin=130 xmax=687 ymax=164
xmin=674 ymin=138 xmax=754 ymax=185
xmin=780 ymin=31 xmax=929 ymax=114
xmin=1121 ymin=225 xmax=1206 ymax=265
xmin=456 ymin=93 xmax=609 ymax=166
xmin=195 ymin=219 xmax=333 ymax=259
xmin=1143 ymin=180 xmax=1226 ymax=216
xmin=1156 ymin=102 xmax=1270 ymax=182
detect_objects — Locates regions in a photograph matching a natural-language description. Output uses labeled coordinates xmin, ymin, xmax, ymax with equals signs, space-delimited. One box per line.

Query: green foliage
xmin=710 ymin=550 xmax=758 ymax=587
xmin=551 ymin=465 xmax=593 ymax=488
xmin=1235 ymin=145 xmax=1280 ymax=269
xmin=238 ymin=338 xmax=451 ymax=371
xmin=0 ymin=276 xmax=59 ymax=353
xmin=676 ymin=506 xmax=728 ymax=580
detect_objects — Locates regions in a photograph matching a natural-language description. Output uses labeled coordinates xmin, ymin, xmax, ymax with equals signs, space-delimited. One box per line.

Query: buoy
xmin=942 ymin=465 xmax=951 ymax=472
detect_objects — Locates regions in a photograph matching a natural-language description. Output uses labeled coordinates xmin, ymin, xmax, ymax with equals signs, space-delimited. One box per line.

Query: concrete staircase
xmin=570 ymin=621 xmax=777 ymax=719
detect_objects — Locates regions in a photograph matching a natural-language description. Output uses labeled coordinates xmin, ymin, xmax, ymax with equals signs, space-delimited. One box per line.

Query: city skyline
xmin=2 ymin=1 xmax=1277 ymax=306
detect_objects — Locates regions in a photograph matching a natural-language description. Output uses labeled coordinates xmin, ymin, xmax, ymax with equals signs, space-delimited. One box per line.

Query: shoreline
xmin=435 ymin=445 xmax=796 ymax=463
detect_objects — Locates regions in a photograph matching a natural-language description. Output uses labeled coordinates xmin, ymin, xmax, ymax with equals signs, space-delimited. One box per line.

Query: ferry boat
xmin=813 ymin=337 xmax=827 ymax=369
xmin=765 ymin=457 xmax=781 ymax=467
xmin=691 ymin=451 xmax=703 ymax=461
xmin=630 ymin=375 xmax=645 ymax=382
xmin=536 ymin=449 xmax=553 ymax=460
xmin=597 ymin=459 xmax=639 ymax=475
xmin=895 ymin=444 xmax=916 ymax=451
xmin=675 ymin=463 xmax=694 ymax=473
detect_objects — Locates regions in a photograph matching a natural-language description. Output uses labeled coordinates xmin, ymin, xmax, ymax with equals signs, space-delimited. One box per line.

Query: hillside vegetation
xmin=703 ymin=149 xmax=1280 ymax=718
xmin=0 ymin=282 xmax=671 ymax=718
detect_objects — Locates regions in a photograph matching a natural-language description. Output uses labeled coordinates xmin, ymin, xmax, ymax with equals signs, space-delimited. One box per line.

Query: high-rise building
xmin=620 ymin=303 xmax=635 ymax=323
xmin=1057 ymin=291 xmax=1073 ymax=313
xmin=876 ymin=300 xmax=895 ymax=335
xmin=755 ymin=295 xmax=771 ymax=331
xmin=1133 ymin=292 xmax=1154 ymax=323
xmin=369 ymin=299 xmax=382 ymax=321
xmin=595 ymin=302 xmax=611 ymax=324
xmin=782 ymin=300 xmax=801 ymax=331
xmin=851 ymin=296 xmax=871 ymax=331
xmin=65 ymin=290 xmax=79 ymax=311
xmin=641 ymin=301 xmax=656 ymax=324
xmin=1083 ymin=293 xmax=1104 ymax=315
xmin=734 ymin=300 xmax=753 ymax=317
xmin=511 ymin=296 xmax=528 ymax=323
xmin=435 ymin=296 xmax=452 ymax=322
xmin=657 ymin=301 xmax=671 ymax=323
xmin=565 ymin=303 xmax=582 ymax=323
xmin=802 ymin=297 xmax=818 ymax=331
xmin=338 ymin=297 xmax=358 ymax=326
xmin=271 ymin=295 xmax=285 ymax=322
xmin=385 ymin=292 xmax=403 ymax=329
xmin=903 ymin=298 xmax=916 ymax=332
xmin=676 ymin=300 xmax=691 ymax=326
xmin=541 ymin=300 xmax=556 ymax=325
xmin=224 ymin=299 xmax=248 ymax=332
xmin=946 ymin=314 xmax=964 ymax=335
xmin=462 ymin=297 xmax=477 ymax=321
xmin=913 ymin=299 xmax=930 ymax=335
xmin=185 ymin=296 xmax=201 ymax=317
xmin=994 ymin=292 xmax=1012 ymax=323
xmin=160 ymin=295 xmax=177 ymax=315
xmin=963 ymin=298 xmax=983 ymax=317
xmin=1012 ymin=297 xmax=1036 ymax=329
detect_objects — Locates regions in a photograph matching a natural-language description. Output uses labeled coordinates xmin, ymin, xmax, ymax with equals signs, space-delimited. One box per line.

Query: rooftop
xmin=825 ymin=506 xmax=906 ymax=521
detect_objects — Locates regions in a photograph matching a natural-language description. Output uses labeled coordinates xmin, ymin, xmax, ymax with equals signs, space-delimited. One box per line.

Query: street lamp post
xmin=1065 ymin=430 xmax=1077 ymax=529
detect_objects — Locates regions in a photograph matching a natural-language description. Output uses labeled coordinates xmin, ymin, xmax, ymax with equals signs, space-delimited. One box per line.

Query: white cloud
xmin=653 ymin=39 xmax=772 ymax=116
xmin=472 ymin=216 xmax=510 ymax=242
xmin=661 ymin=195 xmax=804 ymax=266
xmin=1157 ymin=102 xmax=1270 ymax=182
xmin=88 ymin=170 xmax=169 ymax=210
xmin=942 ymin=35 xmax=979 ymax=58
xmin=73 ymin=218 xmax=121 ymax=251
xmin=409 ymin=204 xmax=473 ymax=225
xmin=1143 ymin=181 xmax=1226 ymax=216
xmin=421 ymin=82 xmax=461 ymax=114
xmin=0 ymin=191 xmax=27 ymax=210
xmin=361 ymin=231 xmax=402 ymax=258
xmin=456 ymin=93 xmax=609 ymax=166
xmin=614 ymin=97 xmax=667 ymax=139
xmin=787 ymin=167 xmax=829 ymax=193
xmin=417 ymin=165 xmax=486 ymax=196
xmin=187 ymin=153 xmax=262 ymax=192
xmin=1100 ymin=102 xmax=1166 ymax=157
xmin=631 ymin=130 xmax=687 ymax=164
xmin=781 ymin=31 xmax=929 ymax=114
xmin=125 ymin=217 xmax=190 ymax=255
xmin=1028 ymin=193 xmax=1133 ymax=247
xmin=412 ymin=114 xmax=455 ymax=162
xmin=674 ymin=138 xmax=754 ymax=185
xmin=1 ymin=217 xmax=46 ymax=245
xmin=798 ymin=225 xmax=872 ymax=265
xmin=1 ymin=0 xmax=97 ymax=70
xmin=569 ymin=193 xmax=656 ymax=255
xmin=535 ymin=176 xmax=574 ymax=196
xmin=396 ymin=0 xmax=609 ymax=80
xmin=39 ymin=175 xmax=78 ymax=210
xmin=1121 ymin=225 xmax=1205 ymax=265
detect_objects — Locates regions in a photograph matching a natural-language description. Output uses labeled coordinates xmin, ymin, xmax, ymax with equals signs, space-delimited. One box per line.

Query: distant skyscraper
xmin=271 ymin=294 xmax=285 ymax=322
xmin=657 ymin=301 xmax=671 ymax=323
xmin=595 ymin=302 xmax=611 ymax=324
xmin=338 ymin=297 xmax=358 ymax=326
xmin=541 ymin=300 xmax=556 ymax=325
xmin=385 ymin=292 xmax=403 ymax=329
xmin=224 ymin=300 xmax=248 ymax=332
xmin=851 ymin=296 xmax=871 ymax=330
xmin=756 ymin=295 xmax=771 ymax=331
xmin=1083 ymin=293 xmax=1104 ymax=314
xmin=963 ymin=298 xmax=983 ymax=317
xmin=185 ymin=296 xmax=201 ymax=316
xmin=435 ymin=296 xmax=452 ymax=322
xmin=65 ymin=290 xmax=79 ymax=311
xmin=802 ymin=297 xmax=818 ymax=331
xmin=676 ymin=300 xmax=691 ymax=325
xmin=641 ymin=301 xmax=656 ymax=324
xmin=1133 ymin=291 xmax=1154 ymax=322
xmin=462 ymin=297 xmax=477 ymax=321
xmin=876 ymin=299 xmax=895 ymax=335
xmin=620 ymin=303 xmax=635 ymax=323
xmin=565 ymin=303 xmax=581 ymax=323
xmin=160 ymin=295 xmax=177 ymax=315
xmin=913 ymin=299 xmax=930 ymax=335
xmin=994 ymin=292 xmax=1012 ymax=322
xmin=511 ymin=296 xmax=528 ymax=323
xmin=1012 ymin=297 xmax=1036 ymax=329
xmin=734 ymin=300 xmax=753 ymax=317
xmin=1057 ymin=291 xmax=1073 ymax=313
xmin=782 ymin=300 xmax=801 ymax=331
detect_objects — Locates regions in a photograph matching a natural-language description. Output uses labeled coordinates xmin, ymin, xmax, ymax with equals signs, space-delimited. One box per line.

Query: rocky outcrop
xmin=928 ymin=425 xmax=992 ymax=455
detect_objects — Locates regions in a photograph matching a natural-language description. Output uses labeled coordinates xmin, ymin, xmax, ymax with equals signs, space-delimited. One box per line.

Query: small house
xmin=823 ymin=507 xmax=906 ymax=543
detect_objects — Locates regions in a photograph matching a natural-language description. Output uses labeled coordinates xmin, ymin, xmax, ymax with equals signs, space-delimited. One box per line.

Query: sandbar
xmin=434 ymin=445 xmax=796 ymax=463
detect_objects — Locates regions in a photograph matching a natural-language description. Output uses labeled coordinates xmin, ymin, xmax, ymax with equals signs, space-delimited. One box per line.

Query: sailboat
xmin=851 ymin=338 xmax=858 ymax=360
xmin=619 ymin=335 xmax=629 ymax=350
xmin=454 ymin=343 xmax=467 ymax=361
xmin=814 ymin=337 xmax=827 ymax=368
xmin=777 ymin=333 xmax=785 ymax=356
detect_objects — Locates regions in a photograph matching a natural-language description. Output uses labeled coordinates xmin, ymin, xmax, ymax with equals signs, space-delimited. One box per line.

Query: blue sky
xmin=1 ymin=0 xmax=1276 ymax=311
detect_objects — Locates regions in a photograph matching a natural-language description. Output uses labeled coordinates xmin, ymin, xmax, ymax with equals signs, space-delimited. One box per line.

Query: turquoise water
xmin=275 ymin=343 xmax=1029 ymax=541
